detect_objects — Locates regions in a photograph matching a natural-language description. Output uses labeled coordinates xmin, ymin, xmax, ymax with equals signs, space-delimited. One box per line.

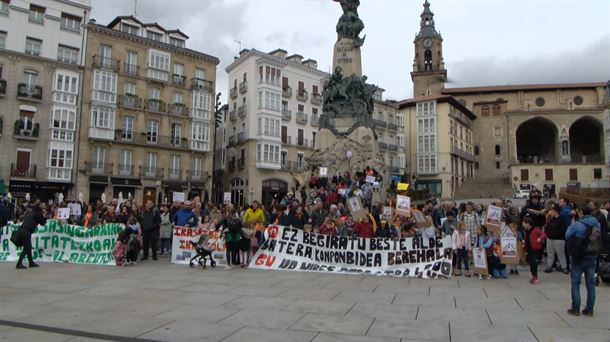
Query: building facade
xmin=0 ymin=0 xmax=90 ymax=201
xmin=76 ymin=16 xmax=219 ymax=204
xmin=372 ymin=91 xmax=406 ymax=181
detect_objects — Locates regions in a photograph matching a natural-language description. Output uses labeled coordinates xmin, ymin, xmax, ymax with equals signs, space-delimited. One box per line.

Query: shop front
xmin=111 ymin=177 xmax=142 ymax=201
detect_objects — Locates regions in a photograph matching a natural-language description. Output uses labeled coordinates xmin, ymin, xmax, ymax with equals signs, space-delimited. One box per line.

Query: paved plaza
xmin=0 ymin=260 xmax=608 ymax=342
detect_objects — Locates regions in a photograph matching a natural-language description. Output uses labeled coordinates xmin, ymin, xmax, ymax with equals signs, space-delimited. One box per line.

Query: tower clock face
xmin=423 ymin=39 xmax=432 ymax=48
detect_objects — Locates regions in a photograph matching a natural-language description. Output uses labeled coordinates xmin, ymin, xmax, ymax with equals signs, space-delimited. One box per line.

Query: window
xmin=191 ymin=123 xmax=210 ymax=151
xmin=121 ymin=23 xmax=139 ymax=35
xmin=0 ymin=0 xmax=8 ymax=15
xmin=297 ymin=153 xmax=304 ymax=167
xmin=258 ymin=65 xmax=281 ymax=86
xmin=297 ymin=128 xmax=304 ymax=145
xmin=121 ymin=116 xmax=133 ymax=140
xmin=50 ymin=107 xmax=76 ymax=141
xmin=535 ymin=97 xmax=545 ymax=107
xmin=594 ymin=168 xmax=602 ymax=180
xmin=92 ymin=70 xmax=117 ymax=103
xmin=417 ymin=155 xmax=437 ymax=174
xmin=91 ymin=147 xmax=106 ymax=170
xmin=146 ymin=30 xmax=163 ymax=42
xmin=171 ymin=123 xmax=182 ymax=145
xmin=257 ymin=117 xmax=280 ymax=137
xmin=124 ymin=82 xmax=136 ymax=95
xmin=195 ymin=68 xmax=205 ymax=80
xmin=53 ymin=72 xmax=78 ymax=105
xmin=521 ymin=169 xmax=529 ymax=181
xmin=145 ymin=153 xmax=157 ymax=173
xmin=48 ymin=148 xmax=73 ymax=169
xmin=25 ymin=37 xmax=42 ymax=56
xmin=120 ymin=150 xmax=132 ymax=173
xmin=192 ymin=157 xmax=202 ymax=177
xmin=98 ymin=45 xmax=112 ymax=68
xmin=397 ymin=135 xmax=405 ymax=147
xmin=29 ymin=4 xmax=45 ymax=24
xmin=495 ymin=145 xmax=501 ymax=155
xmin=124 ymin=51 xmax=138 ymax=75
xmin=191 ymin=91 xmax=211 ymax=119
xmin=481 ymin=106 xmax=489 ymax=117
xmin=172 ymin=92 xmax=182 ymax=104
xmin=57 ymin=45 xmax=79 ymax=64
xmin=147 ymin=49 xmax=170 ymax=81
xmin=148 ymin=87 xmax=161 ymax=100
xmin=298 ymin=104 xmax=304 ymax=114
xmin=474 ymin=145 xmax=480 ymax=156
xmin=90 ymin=106 xmax=115 ymax=129
xmin=396 ymin=114 xmax=404 ymax=127
xmin=475 ymin=162 xmax=479 ymax=170
xmin=416 ymin=101 xmax=436 ymax=117
xmin=174 ymin=63 xmax=184 ymax=76
xmin=0 ymin=31 xmax=6 ymax=49
xmin=60 ymin=13 xmax=81 ymax=31
xmin=19 ymin=111 xmax=34 ymax=131
xmin=312 ymin=85 xmax=319 ymax=95
xmin=492 ymin=104 xmax=501 ymax=116
xmin=147 ymin=120 xmax=158 ymax=143
xmin=545 ymin=169 xmax=553 ymax=181
xmin=493 ymin=126 xmax=502 ymax=138
xmin=569 ymin=169 xmax=577 ymax=181
xmin=169 ymin=155 xmax=181 ymax=175
xmin=256 ymin=143 xmax=280 ymax=163
xmin=169 ymin=37 xmax=185 ymax=48
xmin=258 ymin=91 xmax=281 ymax=111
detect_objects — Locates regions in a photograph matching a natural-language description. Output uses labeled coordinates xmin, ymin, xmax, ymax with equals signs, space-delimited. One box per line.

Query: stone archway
xmin=516 ymin=117 xmax=559 ymax=163
xmin=569 ymin=116 xmax=603 ymax=163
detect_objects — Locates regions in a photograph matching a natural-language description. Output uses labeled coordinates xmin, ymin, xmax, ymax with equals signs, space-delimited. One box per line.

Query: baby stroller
xmin=189 ymin=234 xmax=216 ymax=269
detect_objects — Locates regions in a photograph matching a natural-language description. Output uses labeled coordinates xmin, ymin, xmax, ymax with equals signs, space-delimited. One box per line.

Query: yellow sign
xmin=397 ymin=183 xmax=409 ymax=191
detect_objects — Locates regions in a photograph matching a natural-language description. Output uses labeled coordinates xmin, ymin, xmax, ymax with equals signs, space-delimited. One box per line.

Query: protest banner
xmin=249 ymin=225 xmax=453 ymax=279
xmin=396 ymin=183 xmax=409 ymax=191
xmin=383 ymin=206 xmax=393 ymax=220
xmin=0 ymin=221 xmax=122 ymax=265
xmin=172 ymin=192 xmax=185 ymax=203
xmin=223 ymin=192 xmax=232 ymax=204
xmin=485 ymin=205 xmax=503 ymax=233
xmin=473 ymin=247 xmax=489 ymax=275
xmin=319 ymin=167 xmax=328 ymax=178
xmin=171 ymin=226 xmax=226 ymax=266
xmin=57 ymin=208 xmax=70 ymax=219
xmin=500 ymin=236 xmax=518 ymax=265
xmin=365 ymin=175 xmax=375 ymax=184
xmin=347 ymin=196 xmax=366 ymax=222
xmin=68 ymin=203 xmax=81 ymax=216
xmin=395 ymin=195 xmax=411 ymax=217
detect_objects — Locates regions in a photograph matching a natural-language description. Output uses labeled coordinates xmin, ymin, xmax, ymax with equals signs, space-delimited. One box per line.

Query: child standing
xmin=159 ymin=205 xmax=172 ymax=256
xmin=477 ymin=225 xmax=494 ymax=280
xmin=452 ymin=222 xmax=471 ymax=277
xmin=523 ymin=217 xmax=547 ymax=284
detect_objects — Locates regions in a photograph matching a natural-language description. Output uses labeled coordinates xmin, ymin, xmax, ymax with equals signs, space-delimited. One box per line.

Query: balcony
xmin=310 ymin=115 xmax=320 ymax=126
xmin=53 ymin=90 xmax=78 ymax=106
xmin=296 ymin=112 xmax=308 ymax=124
xmin=292 ymin=163 xmax=305 ymax=173
xmin=140 ymin=166 xmax=164 ymax=179
xmin=11 ymin=164 xmax=36 ymax=178
xmin=373 ymin=119 xmax=387 ymax=129
xmin=14 ymin=121 xmax=39 ymax=140
xmin=237 ymin=132 xmax=245 ymax=143
xmin=378 ymin=142 xmax=388 ymax=150
xmin=145 ymin=99 xmax=166 ymax=113
xmin=89 ymin=127 xmax=114 ymax=141
xmin=169 ymin=103 xmax=188 ymax=116
xmin=228 ymin=159 xmax=236 ymax=171
xmin=167 ymin=168 xmax=182 ymax=180
xmin=311 ymin=93 xmax=322 ymax=105
xmin=388 ymin=123 xmax=398 ymax=131
xmin=229 ymin=110 xmax=237 ymax=121
xmin=172 ymin=74 xmax=186 ymax=87
xmin=389 ymin=166 xmax=400 ymax=174
xmin=0 ymin=79 xmax=6 ymax=97
xmin=188 ymin=170 xmax=207 ymax=182
xmin=17 ymin=83 xmax=42 ymax=101
xmin=227 ymin=136 xmax=235 ymax=147
xmin=238 ymin=158 xmax=245 ymax=170
xmin=239 ymin=81 xmax=248 ymax=93
xmin=282 ymin=86 xmax=292 ymax=98
xmin=281 ymin=161 xmax=292 ymax=172
xmin=117 ymin=132 xmax=190 ymax=150
xmin=123 ymin=63 xmax=139 ymax=76
xmin=297 ymin=90 xmax=309 ymax=102
xmin=118 ymin=164 xmax=135 ymax=177
xmin=282 ymin=109 xmax=292 ymax=121
xmin=230 ymin=87 xmax=238 ymax=99
xmin=450 ymin=147 xmax=476 ymax=162
xmin=238 ymin=104 xmax=247 ymax=118
xmin=93 ymin=55 xmax=120 ymax=72
xmin=192 ymin=78 xmax=214 ymax=92
xmin=118 ymin=95 xmax=141 ymax=109
xmin=86 ymin=162 xmax=113 ymax=175
xmin=47 ymin=168 xmax=71 ymax=182
xmin=388 ymin=144 xmax=398 ymax=152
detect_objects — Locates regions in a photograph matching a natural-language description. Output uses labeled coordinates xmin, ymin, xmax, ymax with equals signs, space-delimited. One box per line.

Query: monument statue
xmin=336 ymin=0 xmax=366 ymax=47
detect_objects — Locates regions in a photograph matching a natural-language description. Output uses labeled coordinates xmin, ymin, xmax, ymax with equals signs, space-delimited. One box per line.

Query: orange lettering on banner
xmin=267 ymin=226 xmax=279 ymax=239
xmin=254 ymin=254 xmax=276 ymax=267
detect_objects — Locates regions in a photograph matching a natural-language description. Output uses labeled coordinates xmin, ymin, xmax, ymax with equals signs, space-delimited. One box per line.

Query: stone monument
xmin=308 ymin=0 xmax=386 ymax=178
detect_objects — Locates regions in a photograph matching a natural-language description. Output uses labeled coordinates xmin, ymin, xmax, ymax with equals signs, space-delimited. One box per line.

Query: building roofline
xmin=399 ymin=95 xmax=477 ymax=120
xmin=166 ymin=29 xmax=189 ymax=39
xmin=226 ymin=49 xmax=330 ymax=78
xmin=56 ymin=0 xmax=92 ymax=10
xmin=442 ymin=82 xmax=608 ymax=94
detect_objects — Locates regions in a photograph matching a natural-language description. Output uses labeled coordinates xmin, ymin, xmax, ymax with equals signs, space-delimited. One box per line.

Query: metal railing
xmin=378 ymin=142 xmax=387 ymax=150
xmin=140 ymin=166 xmax=164 ymax=179
xmin=118 ymin=95 xmax=141 ymax=109
xmin=192 ymin=78 xmax=214 ymax=92
xmin=297 ymin=90 xmax=308 ymax=101
xmin=282 ymin=87 xmax=292 ymax=98
xmin=282 ymin=109 xmax=292 ymax=121
xmin=387 ymin=123 xmax=398 ymax=131
xmin=310 ymin=115 xmax=320 ymax=126
xmin=11 ymin=164 xmax=36 ymax=178
xmin=172 ymin=74 xmax=186 ymax=87
xmin=93 ymin=55 xmax=120 ymax=72
xmin=123 ymin=63 xmax=139 ymax=76
xmin=145 ymin=99 xmax=166 ymax=113
xmin=296 ymin=112 xmax=308 ymax=124
xmin=229 ymin=110 xmax=237 ymax=121
xmin=14 ymin=121 xmax=39 ymax=139
xmin=373 ymin=119 xmax=387 ymax=128
xmin=86 ymin=162 xmax=113 ymax=175
xmin=311 ymin=94 xmax=322 ymax=105
xmin=239 ymin=81 xmax=248 ymax=93
xmin=230 ymin=87 xmax=238 ymax=98
xmin=169 ymin=103 xmax=188 ymax=116
xmin=17 ymin=83 xmax=42 ymax=100
xmin=118 ymin=164 xmax=135 ymax=177
xmin=238 ymin=105 xmax=247 ymax=117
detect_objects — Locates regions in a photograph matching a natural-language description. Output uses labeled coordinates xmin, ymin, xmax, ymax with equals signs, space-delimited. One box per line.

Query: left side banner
xmin=0 ymin=221 xmax=123 ymax=265
xmin=171 ymin=226 xmax=226 ymax=265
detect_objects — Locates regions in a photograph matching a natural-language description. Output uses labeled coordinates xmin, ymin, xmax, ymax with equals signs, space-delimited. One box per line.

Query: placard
xmin=223 ymin=192 xmax=232 ymax=204
xmin=365 ymin=175 xmax=376 ymax=184
xmin=57 ymin=208 xmax=70 ymax=220
xmin=172 ymin=192 xmax=185 ymax=203
xmin=473 ymin=247 xmax=489 ymax=275
xmin=500 ymin=236 xmax=518 ymax=265
xmin=171 ymin=226 xmax=226 ymax=266
xmin=319 ymin=167 xmax=328 ymax=178
xmin=395 ymin=195 xmax=411 ymax=217
xmin=396 ymin=183 xmax=409 ymax=191
xmin=68 ymin=203 xmax=81 ymax=216
xmin=383 ymin=206 xmax=393 ymax=219
xmin=485 ymin=205 xmax=503 ymax=231
xmin=347 ymin=196 xmax=366 ymax=222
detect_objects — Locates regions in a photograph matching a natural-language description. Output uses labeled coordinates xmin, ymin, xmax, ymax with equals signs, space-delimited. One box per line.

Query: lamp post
xmin=211 ymin=92 xmax=223 ymax=205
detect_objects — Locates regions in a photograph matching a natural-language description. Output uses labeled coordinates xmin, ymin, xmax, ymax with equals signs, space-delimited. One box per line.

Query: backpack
xmin=568 ymin=222 xmax=602 ymax=260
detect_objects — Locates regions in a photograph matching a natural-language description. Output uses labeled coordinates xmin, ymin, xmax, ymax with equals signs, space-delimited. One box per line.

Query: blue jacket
xmin=566 ymin=215 xmax=600 ymax=240
xmin=559 ymin=205 xmax=572 ymax=228
xmin=173 ymin=208 xmax=198 ymax=227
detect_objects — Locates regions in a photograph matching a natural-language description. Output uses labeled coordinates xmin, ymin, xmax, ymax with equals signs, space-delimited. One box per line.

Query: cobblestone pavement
xmin=0 ymin=260 xmax=608 ymax=342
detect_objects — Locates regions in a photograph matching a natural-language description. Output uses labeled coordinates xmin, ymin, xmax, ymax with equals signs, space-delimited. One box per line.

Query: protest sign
xmin=172 ymin=192 xmax=185 ymax=203
xmin=68 ymin=203 xmax=81 ymax=216
xmin=57 ymin=208 xmax=70 ymax=219
xmin=223 ymin=192 xmax=232 ymax=204
xmin=383 ymin=206 xmax=393 ymax=220
xmin=0 ymin=221 xmax=122 ymax=265
xmin=171 ymin=226 xmax=226 ymax=266
xmin=500 ymin=236 xmax=518 ymax=265
xmin=473 ymin=247 xmax=489 ymax=275
xmin=397 ymin=183 xmax=409 ymax=191
xmin=347 ymin=196 xmax=366 ymax=222
xmin=365 ymin=175 xmax=375 ymax=184
xmin=319 ymin=167 xmax=328 ymax=178
xmin=485 ymin=205 xmax=503 ymax=232
xmin=249 ymin=225 xmax=453 ymax=279
xmin=395 ymin=195 xmax=411 ymax=217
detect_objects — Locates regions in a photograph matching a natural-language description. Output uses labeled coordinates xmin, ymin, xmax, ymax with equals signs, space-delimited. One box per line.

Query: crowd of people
xmin=1 ymin=166 xmax=609 ymax=317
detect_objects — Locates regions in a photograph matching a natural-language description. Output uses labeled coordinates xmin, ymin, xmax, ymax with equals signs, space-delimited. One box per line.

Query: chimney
xmin=302 ymin=59 xmax=318 ymax=69
xmin=286 ymin=54 xmax=304 ymax=64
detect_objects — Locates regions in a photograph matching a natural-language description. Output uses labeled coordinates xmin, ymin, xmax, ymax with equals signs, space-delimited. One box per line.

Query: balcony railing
xmin=297 ymin=90 xmax=308 ymax=102
xmin=373 ymin=119 xmax=387 ymax=128
xmin=389 ymin=166 xmax=400 ymax=174
xmin=229 ymin=110 xmax=237 ymax=121
xmin=296 ymin=112 xmax=308 ymax=124
xmin=239 ymin=81 xmax=248 ymax=93
xmin=388 ymin=144 xmax=398 ymax=152
xmin=310 ymin=115 xmax=320 ymax=126
xmin=192 ymin=78 xmax=214 ymax=92
xmin=123 ymin=63 xmax=139 ymax=76
xmin=378 ymin=142 xmax=388 ymax=150
xmin=451 ymin=147 xmax=475 ymax=162
xmin=0 ymin=79 xmax=6 ymax=96
xmin=14 ymin=121 xmax=39 ymax=139
xmin=282 ymin=109 xmax=292 ymax=121
xmin=282 ymin=86 xmax=292 ymax=98
xmin=170 ymin=103 xmax=188 ymax=116
xmin=118 ymin=164 xmax=135 ymax=177
xmin=230 ymin=87 xmax=238 ymax=99
xmin=86 ymin=162 xmax=113 ymax=175
xmin=145 ymin=99 xmax=166 ymax=113
xmin=93 ymin=55 xmax=120 ymax=72
xmin=11 ymin=164 xmax=36 ymax=178
xmin=17 ymin=83 xmax=42 ymax=101
xmin=238 ymin=105 xmax=247 ymax=117
xmin=172 ymin=74 xmax=186 ymax=87
xmin=281 ymin=161 xmax=292 ymax=172
xmin=187 ymin=170 xmax=207 ymax=181
xmin=388 ymin=123 xmax=398 ymax=131
xmin=311 ymin=93 xmax=322 ymax=105
xmin=237 ymin=132 xmax=245 ymax=143
xmin=140 ymin=166 xmax=164 ymax=179
xmin=117 ymin=132 xmax=190 ymax=149
xmin=238 ymin=158 xmax=245 ymax=170
xmin=118 ymin=95 xmax=141 ymax=109
xmin=228 ymin=159 xmax=236 ymax=171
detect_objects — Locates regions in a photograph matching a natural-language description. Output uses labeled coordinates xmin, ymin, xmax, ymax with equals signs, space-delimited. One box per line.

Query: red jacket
xmin=527 ymin=226 xmax=547 ymax=251
xmin=354 ymin=221 xmax=374 ymax=238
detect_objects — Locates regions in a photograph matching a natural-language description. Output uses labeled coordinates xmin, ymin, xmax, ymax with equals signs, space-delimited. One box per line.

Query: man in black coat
xmin=140 ymin=200 xmax=161 ymax=261
xmin=0 ymin=197 xmax=13 ymax=229
xmin=15 ymin=202 xmax=46 ymax=269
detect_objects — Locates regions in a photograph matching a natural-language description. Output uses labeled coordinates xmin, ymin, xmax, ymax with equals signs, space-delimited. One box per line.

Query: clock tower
xmin=411 ymin=0 xmax=447 ymax=97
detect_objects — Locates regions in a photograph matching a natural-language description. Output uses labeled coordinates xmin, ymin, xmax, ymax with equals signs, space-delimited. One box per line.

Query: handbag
xmin=10 ymin=230 xmax=23 ymax=247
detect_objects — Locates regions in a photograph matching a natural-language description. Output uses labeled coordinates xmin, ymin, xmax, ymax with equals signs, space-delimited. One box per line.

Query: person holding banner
xmin=14 ymin=203 xmax=46 ymax=269
xmin=476 ymin=226 xmax=494 ymax=279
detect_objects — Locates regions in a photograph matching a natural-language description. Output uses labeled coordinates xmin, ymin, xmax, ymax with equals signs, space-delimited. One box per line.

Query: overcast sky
xmin=90 ymin=0 xmax=610 ymax=101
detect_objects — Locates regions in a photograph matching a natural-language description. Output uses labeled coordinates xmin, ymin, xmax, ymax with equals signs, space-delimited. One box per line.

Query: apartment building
xmin=76 ymin=16 xmax=219 ymax=204
xmin=222 ymin=48 xmax=328 ymax=205
xmin=372 ymin=90 xmax=406 ymax=181
xmin=0 ymin=0 xmax=90 ymax=201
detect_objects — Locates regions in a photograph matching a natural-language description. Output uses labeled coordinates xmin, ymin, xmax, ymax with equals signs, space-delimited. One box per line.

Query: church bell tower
xmin=411 ymin=0 xmax=447 ymax=97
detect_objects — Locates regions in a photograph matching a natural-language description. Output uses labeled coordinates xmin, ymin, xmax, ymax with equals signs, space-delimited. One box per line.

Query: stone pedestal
xmin=333 ymin=38 xmax=362 ymax=77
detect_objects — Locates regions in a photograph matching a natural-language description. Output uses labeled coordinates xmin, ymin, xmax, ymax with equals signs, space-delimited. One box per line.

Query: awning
xmin=162 ymin=180 xmax=188 ymax=190
xmin=90 ymin=176 xmax=109 ymax=185
xmin=111 ymin=177 xmax=142 ymax=187
xmin=190 ymin=182 xmax=206 ymax=190
xmin=9 ymin=180 xmax=36 ymax=197
xmin=36 ymin=182 xmax=72 ymax=191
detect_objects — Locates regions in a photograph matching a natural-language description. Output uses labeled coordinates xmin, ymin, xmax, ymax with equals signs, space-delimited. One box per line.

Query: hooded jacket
xmin=566 ymin=215 xmax=600 ymax=240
